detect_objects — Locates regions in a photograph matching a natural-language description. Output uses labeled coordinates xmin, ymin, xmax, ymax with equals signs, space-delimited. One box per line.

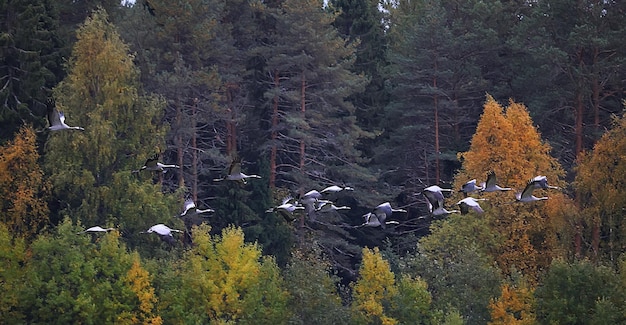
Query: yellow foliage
xmin=183 ymin=225 xmax=287 ymax=323
xmin=488 ymin=284 xmax=536 ymax=325
xmin=0 ymin=125 xmax=50 ymax=240
xmin=352 ymin=247 xmax=398 ymax=325
xmin=575 ymin=113 xmax=626 ymax=259
xmin=121 ymin=254 xmax=162 ymax=325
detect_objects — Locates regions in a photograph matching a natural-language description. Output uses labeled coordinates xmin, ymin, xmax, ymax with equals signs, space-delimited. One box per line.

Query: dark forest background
xmin=1 ymin=0 xmax=625 ymax=324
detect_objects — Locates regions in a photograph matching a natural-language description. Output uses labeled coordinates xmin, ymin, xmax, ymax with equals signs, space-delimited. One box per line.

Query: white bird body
xmin=316 ymin=201 xmax=351 ymax=213
xmin=423 ymin=186 xmax=458 ymax=216
xmin=366 ymin=202 xmax=406 ymax=229
xmin=460 ymin=179 xmax=484 ymax=196
xmin=266 ymin=197 xmax=305 ymax=222
xmin=146 ymin=224 xmax=182 ymax=236
xmin=180 ymin=198 xmax=214 ymax=217
xmin=457 ymin=197 xmax=486 ymax=214
xmin=78 ymin=226 xmax=115 ymax=234
xmin=135 ymin=155 xmax=180 ymax=173
xmin=481 ymin=171 xmax=512 ymax=192
xmin=359 ymin=212 xmax=400 ymax=228
xmin=48 ymin=108 xmax=84 ymax=131
xmin=213 ymin=159 xmax=261 ymax=183
xmin=144 ymin=224 xmax=182 ymax=244
xmin=530 ymin=175 xmax=559 ymax=190
xmin=320 ymin=185 xmax=354 ymax=193
xmin=516 ymin=181 xmax=548 ymax=203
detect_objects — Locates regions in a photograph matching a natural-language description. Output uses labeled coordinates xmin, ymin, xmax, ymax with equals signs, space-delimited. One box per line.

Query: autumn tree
xmin=166 ymin=225 xmax=289 ymax=324
xmin=43 ymin=8 xmax=178 ymax=237
xmin=576 ymin=112 xmax=626 ymax=261
xmin=119 ymin=255 xmax=163 ymax=325
xmin=351 ymin=247 xmax=438 ymax=324
xmin=449 ymin=95 xmax=571 ymax=283
xmin=0 ymin=125 xmax=50 ymax=240
xmin=488 ymin=283 xmax=536 ymax=325
xmin=352 ymin=247 xmax=399 ymax=325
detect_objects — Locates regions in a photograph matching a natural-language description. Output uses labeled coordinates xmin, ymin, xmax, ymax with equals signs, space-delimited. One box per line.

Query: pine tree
xmin=0 ymin=0 xmax=62 ymax=141
xmin=381 ymin=0 xmax=501 ymax=185
xmin=263 ymin=0 xmax=371 ymax=190
xmin=508 ymin=0 xmax=626 ymax=167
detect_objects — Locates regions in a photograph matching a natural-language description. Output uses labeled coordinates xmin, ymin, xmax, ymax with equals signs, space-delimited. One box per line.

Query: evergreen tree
xmin=331 ymin=0 xmax=389 ymax=133
xmin=381 ymin=0 xmax=501 ymax=185
xmin=0 ymin=0 xmax=62 ymax=141
xmin=508 ymin=0 xmax=626 ymax=167
xmin=263 ymin=0 xmax=371 ymax=190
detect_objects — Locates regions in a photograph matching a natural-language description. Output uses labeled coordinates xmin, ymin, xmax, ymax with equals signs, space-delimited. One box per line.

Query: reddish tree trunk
xmin=269 ymin=72 xmax=279 ymax=188
xmin=299 ymin=74 xmax=306 ymax=171
xmin=176 ymin=102 xmax=183 ymax=188
xmin=299 ymin=73 xmax=306 ymax=231
xmin=225 ymin=84 xmax=238 ymax=157
xmin=192 ymin=98 xmax=198 ymax=201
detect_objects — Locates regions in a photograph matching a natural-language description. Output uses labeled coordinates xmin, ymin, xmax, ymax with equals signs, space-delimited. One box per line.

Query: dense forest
xmin=1 ymin=0 xmax=625 ymax=323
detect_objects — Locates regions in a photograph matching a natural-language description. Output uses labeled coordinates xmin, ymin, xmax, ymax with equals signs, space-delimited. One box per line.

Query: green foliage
xmin=20 ymin=218 xmax=156 ymax=324
xmin=0 ymin=223 xmax=27 ymax=323
xmin=284 ymin=250 xmax=350 ymax=324
xmin=407 ymin=243 xmax=501 ymax=325
xmin=0 ymin=0 xmax=62 ymax=141
xmin=534 ymin=258 xmax=626 ymax=325
xmin=390 ymin=274 xmax=434 ymax=325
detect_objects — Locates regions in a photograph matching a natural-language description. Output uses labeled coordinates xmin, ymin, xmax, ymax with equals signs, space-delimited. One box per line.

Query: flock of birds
xmin=49 ymin=108 xmax=560 ymax=245
xmin=422 ymin=171 xmax=560 ymax=218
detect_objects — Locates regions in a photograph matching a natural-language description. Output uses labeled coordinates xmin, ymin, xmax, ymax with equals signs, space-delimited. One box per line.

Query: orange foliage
xmin=0 ymin=125 xmax=50 ymax=240
xmin=488 ymin=284 xmax=535 ymax=325
xmin=453 ymin=95 xmax=572 ymax=283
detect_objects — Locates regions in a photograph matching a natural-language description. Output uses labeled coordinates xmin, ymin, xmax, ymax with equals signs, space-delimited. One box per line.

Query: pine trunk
xmin=269 ymin=72 xmax=279 ymax=188
xmin=192 ymin=98 xmax=198 ymax=201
